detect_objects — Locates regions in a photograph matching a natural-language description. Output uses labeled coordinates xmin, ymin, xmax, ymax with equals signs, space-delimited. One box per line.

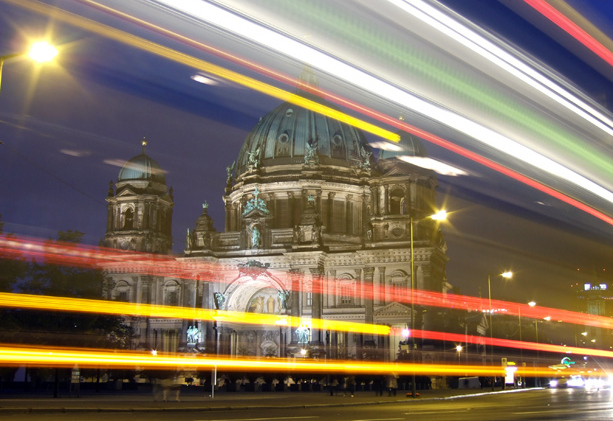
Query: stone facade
xmin=103 ymin=83 xmax=450 ymax=361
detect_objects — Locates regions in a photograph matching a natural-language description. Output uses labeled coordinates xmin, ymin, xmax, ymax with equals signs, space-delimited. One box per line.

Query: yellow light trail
xmin=6 ymin=0 xmax=399 ymax=143
xmin=0 ymin=292 xmax=389 ymax=336
xmin=0 ymin=344 xmax=563 ymax=377
xmin=4 ymin=234 xmax=613 ymax=334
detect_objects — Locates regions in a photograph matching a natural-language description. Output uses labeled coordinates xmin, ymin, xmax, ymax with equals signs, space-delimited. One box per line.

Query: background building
xmin=102 ymin=76 xmax=450 ymax=361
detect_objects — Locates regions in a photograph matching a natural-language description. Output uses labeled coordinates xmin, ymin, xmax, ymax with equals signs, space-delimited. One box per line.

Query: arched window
xmin=163 ymin=281 xmax=181 ymax=306
xmin=389 ymin=188 xmax=405 ymax=215
xmin=123 ymin=208 xmax=134 ymax=229
xmin=389 ymin=270 xmax=409 ymax=302
xmin=115 ymin=280 xmax=131 ymax=302
xmin=339 ymin=276 xmax=356 ymax=306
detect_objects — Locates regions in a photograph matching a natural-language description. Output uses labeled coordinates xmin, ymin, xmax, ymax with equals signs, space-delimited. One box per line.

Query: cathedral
xmin=102 ymin=76 xmax=450 ymax=362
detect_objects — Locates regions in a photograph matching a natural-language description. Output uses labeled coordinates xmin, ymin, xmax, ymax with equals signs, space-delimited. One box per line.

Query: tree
xmin=0 ymin=215 xmax=29 ymax=386
xmin=16 ymin=230 xmax=134 ymax=349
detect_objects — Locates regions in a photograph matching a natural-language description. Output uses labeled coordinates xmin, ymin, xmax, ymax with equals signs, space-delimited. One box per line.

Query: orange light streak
xmin=0 ymin=344 xmax=563 ymax=377
xmin=1 ymin=290 xmax=612 ymax=359
xmin=0 ymin=292 xmax=389 ymax=336
xmin=3 ymin=234 xmax=613 ymax=334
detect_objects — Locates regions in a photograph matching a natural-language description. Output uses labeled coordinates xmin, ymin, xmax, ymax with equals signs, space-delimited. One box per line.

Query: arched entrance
xmin=217 ymin=272 xmax=289 ymax=357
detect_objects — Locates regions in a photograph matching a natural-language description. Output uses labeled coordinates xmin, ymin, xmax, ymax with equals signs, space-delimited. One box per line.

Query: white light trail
xmin=389 ymin=0 xmax=613 ymax=137
xmin=150 ymin=0 xmax=613 ymax=206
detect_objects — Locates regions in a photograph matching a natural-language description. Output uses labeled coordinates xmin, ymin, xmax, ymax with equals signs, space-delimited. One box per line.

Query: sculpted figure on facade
xmin=250 ymin=225 xmax=261 ymax=248
xmin=225 ymin=161 xmax=235 ymax=185
xmin=213 ymin=292 xmax=226 ymax=310
xmin=296 ymin=325 xmax=310 ymax=344
xmin=304 ymin=138 xmax=319 ymax=165
xmin=247 ymin=148 xmax=261 ymax=171
xmin=242 ymin=187 xmax=270 ymax=216
xmin=186 ymin=325 xmax=200 ymax=344
xmin=278 ymin=290 xmax=290 ymax=309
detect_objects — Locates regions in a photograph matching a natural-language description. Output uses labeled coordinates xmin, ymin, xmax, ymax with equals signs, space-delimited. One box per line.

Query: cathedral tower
xmin=103 ymin=139 xmax=174 ymax=254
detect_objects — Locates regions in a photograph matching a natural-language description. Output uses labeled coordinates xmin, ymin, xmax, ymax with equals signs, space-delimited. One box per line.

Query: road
xmin=2 ymin=388 xmax=612 ymax=421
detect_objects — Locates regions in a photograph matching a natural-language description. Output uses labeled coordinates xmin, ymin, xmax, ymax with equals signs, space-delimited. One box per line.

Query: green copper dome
xmin=118 ymin=140 xmax=166 ymax=185
xmin=235 ymin=97 xmax=372 ymax=175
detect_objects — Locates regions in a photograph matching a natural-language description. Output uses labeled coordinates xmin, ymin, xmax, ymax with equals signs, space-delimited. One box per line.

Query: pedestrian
xmin=330 ymin=376 xmax=339 ymax=396
xmin=386 ymin=373 xmax=398 ymax=396
xmin=346 ymin=375 xmax=356 ymax=397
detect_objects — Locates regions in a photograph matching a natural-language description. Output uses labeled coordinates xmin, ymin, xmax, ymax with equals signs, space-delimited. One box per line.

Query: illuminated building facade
xmin=573 ymin=279 xmax=613 ymax=348
xmin=103 ymin=77 xmax=449 ymax=361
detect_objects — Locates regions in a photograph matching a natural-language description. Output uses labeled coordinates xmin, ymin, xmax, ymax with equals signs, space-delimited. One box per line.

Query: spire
xmin=141 ymin=137 xmax=147 ymax=154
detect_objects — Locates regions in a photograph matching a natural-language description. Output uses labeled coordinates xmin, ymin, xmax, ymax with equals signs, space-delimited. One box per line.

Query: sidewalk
xmin=0 ymin=387 xmax=539 ymax=414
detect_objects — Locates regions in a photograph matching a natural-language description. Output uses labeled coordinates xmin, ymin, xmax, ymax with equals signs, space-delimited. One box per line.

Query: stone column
xmin=268 ymin=193 xmax=276 ymax=229
xmin=377 ymin=267 xmax=386 ymax=305
xmin=310 ymin=267 xmax=324 ymax=348
xmin=288 ymin=268 xmax=302 ymax=345
xmin=378 ymin=185 xmax=385 ymax=216
xmin=288 ymin=192 xmax=295 ymax=227
xmin=327 ymin=192 xmax=335 ymax=231
xmin=345 ymin=194 xmax=353 ymax=234
xmin=364 ymin=267 xmax=375 ymax=342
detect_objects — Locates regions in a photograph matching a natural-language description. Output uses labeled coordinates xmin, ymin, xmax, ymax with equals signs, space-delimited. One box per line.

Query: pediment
xmin=380 ymin=166 xmax=410 ymax=178
xmin=242 ymin=208 xmax=270 ymax=219
xmin=374 ymin=301 xmax=411 ymax=317
xmin=117 ymin=187 xmax=138 ymax=197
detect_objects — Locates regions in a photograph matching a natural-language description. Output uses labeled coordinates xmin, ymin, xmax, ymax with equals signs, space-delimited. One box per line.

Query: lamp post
xmin=487 ymin=270 xmax=512 ymax=390
xmin=456 ymin=345 xmax=462 ymax=363
xmin=409 ymin=210 xmax=446 ymax=398
xmin=0 ymin=41 xmax=57 ymax=96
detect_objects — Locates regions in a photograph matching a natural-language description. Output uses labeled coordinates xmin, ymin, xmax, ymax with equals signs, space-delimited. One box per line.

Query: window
xmin=389 ymin=270 xmax=409 ymax=302
xmin=340 ymin=280 xmax=355 ymax=306
xmin=164 ymin=281 xmax=180 ymax=306
xmin=115 ymin=281 xmax=130 ymax=302
xmin=123 ymin=208 xmax=134 ymax=229
xmin=389 ymin=188 xmax=404 ymax=214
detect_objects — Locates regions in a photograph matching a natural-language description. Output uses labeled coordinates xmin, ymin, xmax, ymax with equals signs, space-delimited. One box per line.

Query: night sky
xmin=0 ymin=0 xmax=612 ymax=311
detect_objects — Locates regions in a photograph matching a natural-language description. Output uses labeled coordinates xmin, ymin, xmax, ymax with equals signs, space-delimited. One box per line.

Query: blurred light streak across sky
xmin=0 ymin=344 xmax=579 ymax=377
xmin=393 ymin=0 xmax=613 ymax=136
xmin=3 ymin=234 xmax=613 ymax=332
xmin=146 ymin=0 xmax=613 ymax=219
xmin=3 ymin=0 xmax=399 ymax=142
xmin=7 ymin=0 xmax=613 ymax=228
xmin=524 ymin=0 xmax=613 ymax=68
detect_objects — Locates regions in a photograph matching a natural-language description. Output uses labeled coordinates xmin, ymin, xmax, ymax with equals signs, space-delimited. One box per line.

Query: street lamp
xmin=409 ymin=209 xmax=447 ymax=398
xmin=456 ymin=345 xmax=462 ymax=363
xmin=0 ymin=41 xmax=58 ymax=95
xmin=487 ymin=270 xmax=512 ymax=390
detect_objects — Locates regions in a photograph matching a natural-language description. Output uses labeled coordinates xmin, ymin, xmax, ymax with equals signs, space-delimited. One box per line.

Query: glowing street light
xmin=27 ymin=41 xmax=58 ymax=62
xmin=0 ymin=41 xmax=58 ymax=96
xmin=409 ymin=210 xmax=448 ymax=398
xmin=487 ymin=270 xmax=513 ymax=390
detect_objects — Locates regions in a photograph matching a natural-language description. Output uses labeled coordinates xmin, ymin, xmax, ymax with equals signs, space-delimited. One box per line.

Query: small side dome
xmin=118 ymin=139 xmax=166 ymax=185
xmin=378 ymin=131 xmax=428 ymax=160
